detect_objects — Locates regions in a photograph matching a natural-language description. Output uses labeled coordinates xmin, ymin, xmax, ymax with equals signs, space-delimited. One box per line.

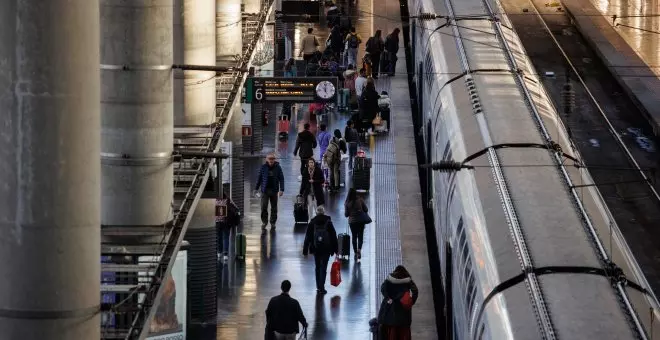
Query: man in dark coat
xmin=293 ymin=123 xmax=317 ymax=176
xmin=303 ymin=206 xmax=338 ymax=294
xmin=265 ymin=280 xmax=308 ymax=340
xmin=255 ymin=153 xmax=285 ymax=231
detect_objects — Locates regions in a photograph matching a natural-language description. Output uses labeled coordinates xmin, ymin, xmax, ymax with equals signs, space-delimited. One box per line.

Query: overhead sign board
xmin=248 ymin=77 xmax=338 ymax=103
xmin=277 ymin=2 xmax=321 ymax=23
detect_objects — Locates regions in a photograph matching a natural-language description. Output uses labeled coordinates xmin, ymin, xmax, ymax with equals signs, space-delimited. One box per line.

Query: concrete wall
xmin=217 ymin=0 xmax=243 ymax=59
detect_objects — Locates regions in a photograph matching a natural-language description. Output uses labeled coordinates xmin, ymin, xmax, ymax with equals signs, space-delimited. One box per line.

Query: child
xmin=377 ymin=91 xmax=391 ymax=133
xmin=362 ymin=53 xmax=373 ymax=78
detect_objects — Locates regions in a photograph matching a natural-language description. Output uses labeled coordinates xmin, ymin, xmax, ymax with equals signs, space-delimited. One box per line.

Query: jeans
xmin=339 ymin=88 xmax=350 ymax=108
xmin=217 ymin=224 xmax=232 ymax=254
xmin=347 ymin=48 xmax=358 ymax=67
xmin=314 ymin=253 xmax=331 ymax=290
xmin=260 ymin=190 xmax=279 ymax=225
xmin=348 ymin=142 xmax=358 ymax=169
xmin=349 ymin=223 xmax=365 ymax=252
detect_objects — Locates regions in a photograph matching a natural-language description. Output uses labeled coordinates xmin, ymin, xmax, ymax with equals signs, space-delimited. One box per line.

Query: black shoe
xmin=317 ymin=288 xmax=327 ymax=294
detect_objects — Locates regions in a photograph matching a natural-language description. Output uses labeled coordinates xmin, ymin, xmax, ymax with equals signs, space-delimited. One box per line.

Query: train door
xmin=426 ymin=120 xmax=433 ymax=207
xmin=418 ymin=62 xmax=424 ymax=123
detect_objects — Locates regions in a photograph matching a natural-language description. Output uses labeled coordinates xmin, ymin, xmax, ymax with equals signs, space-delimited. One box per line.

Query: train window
xmin=424 ymin=52 xmax=434 ymax=88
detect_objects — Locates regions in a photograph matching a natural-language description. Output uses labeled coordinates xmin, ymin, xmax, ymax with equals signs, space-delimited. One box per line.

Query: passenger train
xmin=408 ymin=0 xmax=660 ymax=338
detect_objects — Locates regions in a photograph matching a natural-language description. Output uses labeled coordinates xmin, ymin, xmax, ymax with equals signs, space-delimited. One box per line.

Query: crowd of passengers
xmin=216 ymin=3 xmax=418 ymax=339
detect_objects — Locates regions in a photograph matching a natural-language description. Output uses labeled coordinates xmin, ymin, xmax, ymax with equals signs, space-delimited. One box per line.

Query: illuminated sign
xmin=247 ymin=77 xmax=338 ymax=103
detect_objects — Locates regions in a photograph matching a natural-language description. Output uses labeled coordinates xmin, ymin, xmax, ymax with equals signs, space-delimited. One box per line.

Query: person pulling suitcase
xmin=302 ymin=206 xmax=338 ymax=294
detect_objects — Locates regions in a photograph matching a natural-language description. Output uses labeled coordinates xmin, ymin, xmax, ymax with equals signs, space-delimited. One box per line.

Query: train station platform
xmin=212 ymin=0 xmax=438 ymax=339
xmin=562 ymin=0 xmax=660 ymax=136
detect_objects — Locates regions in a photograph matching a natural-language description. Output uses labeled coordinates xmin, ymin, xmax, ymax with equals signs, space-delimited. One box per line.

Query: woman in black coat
xmin=300 ymin=158 xmax=325 ymax=206
xmin=360 ymin=79 xmax=381 ymax=134
xmin=377 ymin=265 xmax=419 ymax=340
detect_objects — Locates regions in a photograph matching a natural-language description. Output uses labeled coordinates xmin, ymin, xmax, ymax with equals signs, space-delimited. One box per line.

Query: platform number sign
xmin=248 ymin=77 xmax=338 ymax=103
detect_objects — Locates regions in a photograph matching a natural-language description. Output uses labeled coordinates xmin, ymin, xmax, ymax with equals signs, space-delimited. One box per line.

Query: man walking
xmin=265 ymin=280 xmax=308 ymax=340
xmin=293 ymin=123 xmax=317 ymax=177
xmin=255 ymin=153 xmax=284 ymax=231
xmin=344 ymin=120 xmax=359 ymax=169
xmin=303 ymin=206 xmax=338 ymax=294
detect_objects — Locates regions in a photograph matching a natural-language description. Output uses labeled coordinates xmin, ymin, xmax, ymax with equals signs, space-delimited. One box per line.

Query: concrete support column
xmin=217 ymin=0 xmax=243 ymax=60
xmin=0 ymin=0 xmax=100 ymax=338
xmin=100 ymin=1 xmax=174 ymax=227
xmin=185 ymin=199 xmax=218 ymax=328
xmin=174 ymin=0 xmax=217 ymax=126
xmin=225 ymin=102 xmax=246 ymax=211
xmin=243 ymin=0 xmax=262 ymax=13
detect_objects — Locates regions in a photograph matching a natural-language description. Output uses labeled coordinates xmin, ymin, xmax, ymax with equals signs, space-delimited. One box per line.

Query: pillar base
xmin=185 ymin=227 xmax=218 ymax=323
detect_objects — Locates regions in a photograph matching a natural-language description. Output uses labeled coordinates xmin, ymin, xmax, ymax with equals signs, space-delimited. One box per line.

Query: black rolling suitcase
xmin=337 ymin=226 xmax=351 ymax=260
xmin=294 ymin=195 xmax=309 ymax=225
xmin=352 ymin=155 xmax=372 ymax=192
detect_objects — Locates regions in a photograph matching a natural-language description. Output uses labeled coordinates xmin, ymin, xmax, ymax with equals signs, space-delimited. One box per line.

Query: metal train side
xmin=408 ymin=0 xmax=660 ymax=339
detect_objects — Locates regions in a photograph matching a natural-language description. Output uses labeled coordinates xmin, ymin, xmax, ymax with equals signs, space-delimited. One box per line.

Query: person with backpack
xmin=377 ymin=265 xmax=419 ymax=340
xmin=344 ymin=120 xmax=359 ymax=169
xmin=293 ymin=123 xmax=317 ymax=177
xmin=216 ymin=191 xmax=241 ymax=261
xmin=325 ymin=129 xmax=347 ymax=191
xmin=344 ymin=27 xmax=362 ymax=69
xmin=299 ymin=157 xmax=325 ymax=207
xmin=365 ymin=30 xmax=385 ymax=78
xmin=302 ymin=206 xmax=338 ymax=294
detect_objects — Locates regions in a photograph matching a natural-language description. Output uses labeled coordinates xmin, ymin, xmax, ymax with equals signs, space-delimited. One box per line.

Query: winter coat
xmin=378 ymin=95 xmax=391 ymax=109
xmin=301 ymin=34 xmax=319 ymax=55
xmin=294 ymin=130 xmax=317 ymax=159
xmin=329 ymin=26 xmax=344 ymax=52
xmin=377 ymin=274 xmax=419 ymax=327
xmin=265 ymin=293 xmax=308 ymax=334
xmin=302 ymin=214 xmax=339 ymax=256
xmin=344 ymin=126 xmax=359 ymax=144
xmin=344 ymin=198 xmax=368 ymax=224
xmin=216 ymin=198 xmax=241 ymax=228
xmin=360 ymin=88 xmax=380 ymax=121
xmin=299 ymin=163 xmax=325 ymax=204
xmin=255 ymin=162 xmax=285 ymax=194
xmin=384 ymin=34 xmax=399 ymax=54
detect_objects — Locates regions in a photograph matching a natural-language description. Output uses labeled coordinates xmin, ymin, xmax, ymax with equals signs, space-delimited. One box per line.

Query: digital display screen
xmin=248 ymin=77 xmax=338 ymax=103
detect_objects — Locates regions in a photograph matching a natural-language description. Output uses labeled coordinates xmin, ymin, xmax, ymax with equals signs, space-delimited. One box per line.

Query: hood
xmin=311 ymin=214 xmax=331 ymax=224
xmin=343 ymin=69 xmax=356 ymax=76
xmin=379 ymin=95 xmax=390 ymax=99
xmin=386 ymin=275 xmax=411 ymax=284
xmin=329 ymin=5 xmax=337 ymax=10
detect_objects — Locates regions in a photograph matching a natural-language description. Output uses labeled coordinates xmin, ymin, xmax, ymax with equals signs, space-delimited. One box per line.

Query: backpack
xmin=314 ymin=220 xmax=331 ymax=250
xmin=324 ymin=140 xmax=340 ymax=164
xmin=348 ymin=34 xmax=359 ymax=49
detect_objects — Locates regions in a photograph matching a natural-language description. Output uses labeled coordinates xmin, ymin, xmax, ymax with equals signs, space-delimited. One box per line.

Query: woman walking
xmin=300 ymin=157 xmax=325 ymax=208
xmin=359 ymin=78 xmax=381 ymax=135
xmin=378 ymin=265 xmax=419 ymax=340
xmin=344 ymin=188 xmax=369 ymax=260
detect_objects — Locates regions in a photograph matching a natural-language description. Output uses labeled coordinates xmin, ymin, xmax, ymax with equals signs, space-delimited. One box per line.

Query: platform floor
xmin=562 ymin=0 xmax=660 ymax=134
xmin=213 ymin=0 xmax=438 ymax=339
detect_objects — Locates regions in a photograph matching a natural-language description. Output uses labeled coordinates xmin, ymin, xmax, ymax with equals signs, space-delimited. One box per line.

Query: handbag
xmin=400 ymin=290 xmax=413 ymax=310
xmin=372 ymin=113 xmax=382 ymax=126
xmin=355 ymin=210 xmax=372 ymax=224
xmin=330 ymin=259 xmax=342 ymax=287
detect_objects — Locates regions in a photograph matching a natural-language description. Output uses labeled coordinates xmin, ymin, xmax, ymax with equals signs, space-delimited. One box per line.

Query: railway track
xmin=499 ymin=0 xmax=660 ymax=297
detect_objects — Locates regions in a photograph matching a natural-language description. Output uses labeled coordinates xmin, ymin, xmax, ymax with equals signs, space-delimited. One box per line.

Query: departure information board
xmin=246 ymin=77 xmax=338 ymax=103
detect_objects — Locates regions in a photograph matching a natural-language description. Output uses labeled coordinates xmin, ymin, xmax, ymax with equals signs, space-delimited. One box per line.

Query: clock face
xmin=315 ymin=80 xmax=336 ymax=100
